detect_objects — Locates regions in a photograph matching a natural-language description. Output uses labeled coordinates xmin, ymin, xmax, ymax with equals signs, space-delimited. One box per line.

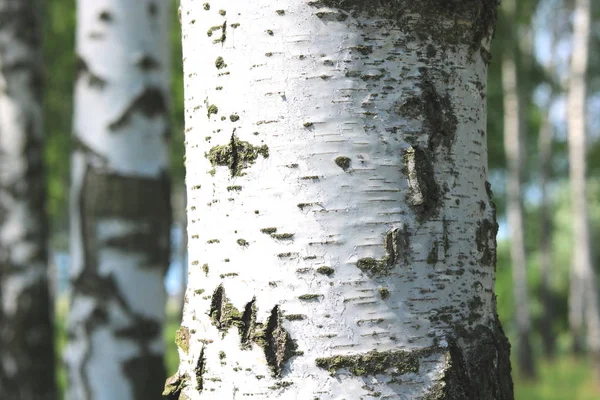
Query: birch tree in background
xmin=501 ymin=0 xmax=536 ymax=379
xmin=66 ymin=1 xmax=172 ymax=398
xmin=567 ymin=0 xmax=600 ymax=372
xmin=0 ymin=1 xmax=57 ymax=399
xmin=167 ymin=1 xmax=513 ymax=399
xmin=536 ymin=19 xmax=559 ymax=359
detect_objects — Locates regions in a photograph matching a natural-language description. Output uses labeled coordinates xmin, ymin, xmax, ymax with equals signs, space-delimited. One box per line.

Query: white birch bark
xmin=567 ymin=0 xmax=600 ymax=368
xmin=500 ymin=0 xmax=535 ymax=376
xmin=170 ymin=1 xmax=512 ymax=399
xmin=0 ymin=1 xmax=57 ymax=398
xmin=66 ymin=1 xmax=172 ymax=399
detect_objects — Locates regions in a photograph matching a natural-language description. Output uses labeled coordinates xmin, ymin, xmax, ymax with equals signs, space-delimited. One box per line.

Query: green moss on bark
xmin=206 ymin=132 xmax=269 ymax=177
xmin=315 ymin=349 xmax=420 ymax=376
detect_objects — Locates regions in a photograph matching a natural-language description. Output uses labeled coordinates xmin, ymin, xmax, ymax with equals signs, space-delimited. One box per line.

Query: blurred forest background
xmin=19 ymin=0 xmax=600 ymax=398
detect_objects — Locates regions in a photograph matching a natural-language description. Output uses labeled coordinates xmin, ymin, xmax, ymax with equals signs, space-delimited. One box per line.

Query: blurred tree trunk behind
xmin=66 ymin=1 xmax=172 ymax=398
xmin=501 ymin=0 xmax=536 ymax=380
xmin=0 ymin=1 xmax=57 ymax=399
xmin=567 ymin=0 xmax=600 ymax=375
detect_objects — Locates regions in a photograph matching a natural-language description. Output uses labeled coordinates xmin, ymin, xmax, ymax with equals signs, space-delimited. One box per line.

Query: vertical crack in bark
xmin=195 ymin=346 xmax=206 ymax=392
xmin=229 ymin=131 xmax=240 ymax=178
xmin=259 ymin=306 xmax=299 ymax=377
xmin=239 ymin=298 xmax=258 ymax=349
xmin=209 ymin=284 xmax=241 ymax=331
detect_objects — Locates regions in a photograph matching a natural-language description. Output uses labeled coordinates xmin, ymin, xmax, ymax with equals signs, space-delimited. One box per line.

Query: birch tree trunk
xmin=169 ymin=1 xmax=513 ymax=399
xmin=0 ymin=2 xmax=57 ymax=399
xmin=537 ymin=106 xmax=555 ymax=358
xmin=501 ymin=0 xmax=535 ymax=378
xmin=66 ymin=1 xmax=172 ymax=399
xmin=567 ymin=0 xmax=600 ymax=373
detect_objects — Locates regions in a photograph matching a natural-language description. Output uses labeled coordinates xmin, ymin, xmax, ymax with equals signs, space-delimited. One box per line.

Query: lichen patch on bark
xmin=206 ymin=132 xmax=269 ymax=177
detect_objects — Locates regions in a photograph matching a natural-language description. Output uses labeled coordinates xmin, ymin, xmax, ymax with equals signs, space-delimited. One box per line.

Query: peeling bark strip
xmin=0 ymin=1 xmax=57 ymax=399
xmin=178 ymin=0 xmax=511 ymax=398
xmin=67 ymin=1 xmax=172 ymax=399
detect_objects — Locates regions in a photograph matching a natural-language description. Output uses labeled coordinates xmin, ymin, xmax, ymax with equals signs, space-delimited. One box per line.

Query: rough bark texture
xmin=173 ymin=1 xmax=512 ymax=399
xmin=0 ymin=1 xmax=57 ymax=399
xmin=567 ymin=0 xmax=600 ymax=370
xmin=500 ymin=0 xmax=535 ymax=379
xmin=66 ymin=1 xmax=172 ymax=399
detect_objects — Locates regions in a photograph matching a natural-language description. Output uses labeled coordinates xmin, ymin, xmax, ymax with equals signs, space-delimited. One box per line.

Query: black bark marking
xmin=239 ymin=299 xmax=258 ymax=349
xmin=426 ymin=324 xmax=513 ymax=399
xmin=476 ymin=218 xmax=498 ymax=267
xmin=75 ymin=56 xmax=107 ymax=89
xmin=98 ymin=10 xmax=112 ymax=22
xmin=148 ymin=2 xmax=158 ymax=17
xmin=108 ymin=87 xmax=168 ymax=130
xmin=396 ymin=73 xmax=457 ymax=153
xmin=195 ymin=347 xmax=206 ymax=392
xmin=136 ymin=55 xmax=161 ymax=71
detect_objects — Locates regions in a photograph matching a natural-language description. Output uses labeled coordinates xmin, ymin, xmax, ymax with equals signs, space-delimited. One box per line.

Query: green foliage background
xmin=42 ymin=0 xmax=600 ymax=398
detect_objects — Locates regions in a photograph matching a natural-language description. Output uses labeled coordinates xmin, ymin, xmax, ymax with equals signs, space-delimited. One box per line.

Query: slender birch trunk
xmin=0 ymin=2 xmax=57 ymax=399
xmin=179 ymin=187 xmax=188 ymax=318
xmin=567 ymin=0 xmax=600 ymax=373
xmin=537 ymin=106 xmax=555 ymax=358
xmin=501 ymin=0 xmax=535 ymax=378
xmin=66 ymin=1 xmax=172 ymax=399
xmin=168 ymin=1 xmax=513 ymax=399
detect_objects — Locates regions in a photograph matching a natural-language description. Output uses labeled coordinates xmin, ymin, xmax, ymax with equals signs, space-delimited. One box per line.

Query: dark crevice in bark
xmin=205 ymin=286 xmax=299 ymax=377
xmin=108 ymin=87 xmax=168 ymax=130
xmin=194 ymin=347 xmax=206 ymax=392
xmin=239 ymin=298 xmax=258 ymax=349
xmin=259 ymin=306 xmax=299 ymax=377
